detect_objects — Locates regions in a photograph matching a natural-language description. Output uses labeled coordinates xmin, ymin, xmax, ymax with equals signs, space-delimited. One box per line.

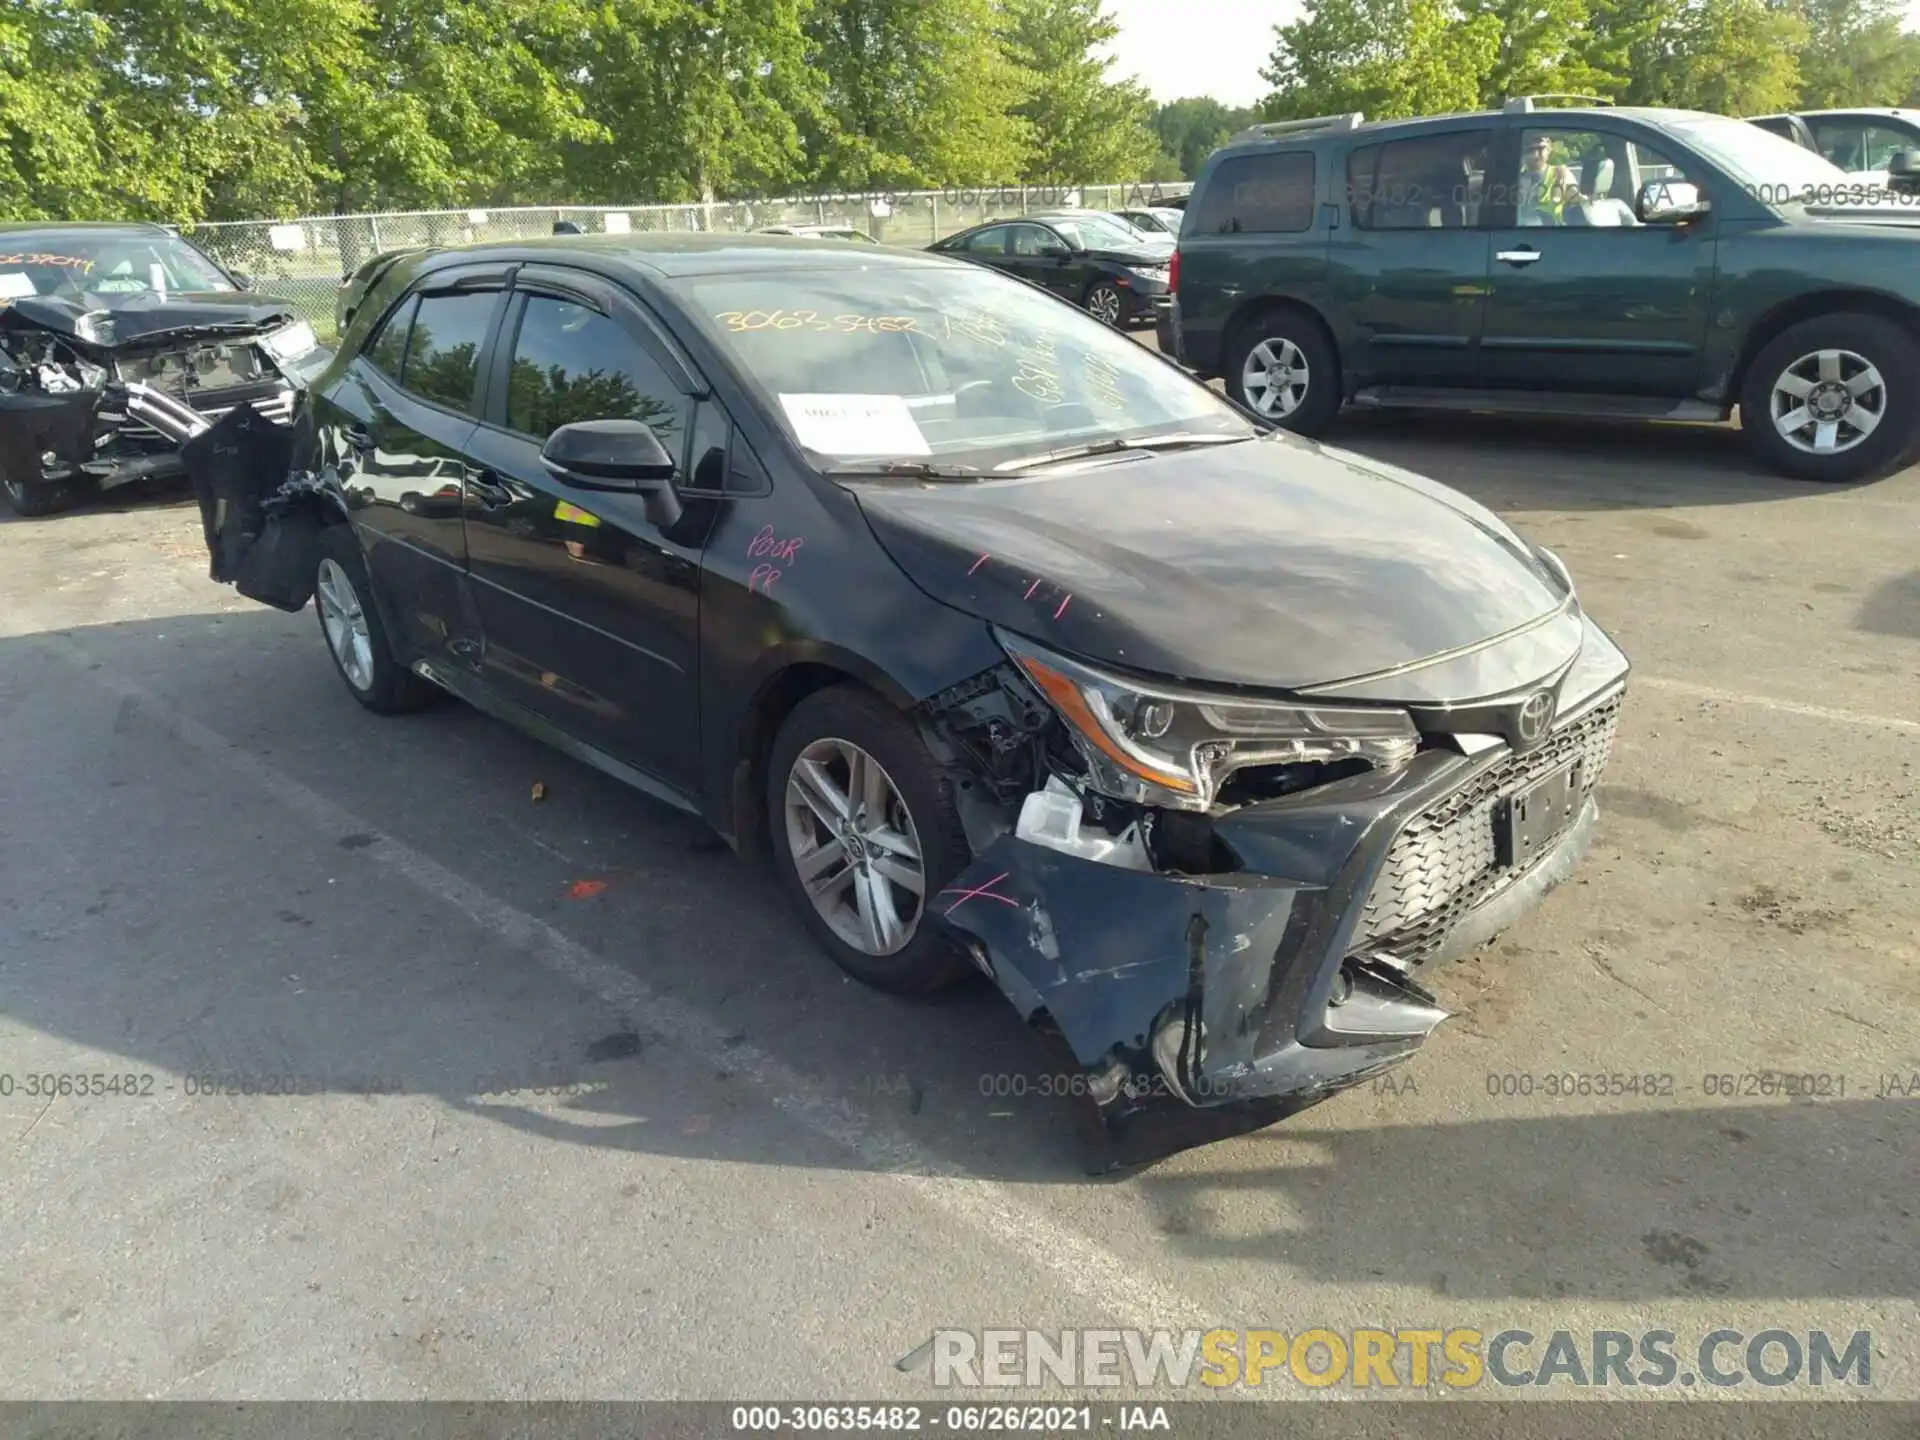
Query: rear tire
xmin=767 ymin=685 xmax=975 ymax=995
xmin=314 ymin=524 xmax=442 ymax=714
xmin=1224 ymin=306 xmax=1340 ymax=436
xmin=1740 ymin=313 xmax=1920 ymax=483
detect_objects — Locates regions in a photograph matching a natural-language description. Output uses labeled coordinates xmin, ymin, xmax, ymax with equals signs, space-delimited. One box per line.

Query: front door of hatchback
xmin=459 ymin=266 xmax=714 ymax=792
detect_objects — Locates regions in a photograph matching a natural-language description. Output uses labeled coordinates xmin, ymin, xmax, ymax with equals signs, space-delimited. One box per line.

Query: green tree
xmin=1001 ymin=0 xmax=1161 ymax=183
xmin=1781 ymin=0 xmax=1920 ymax=108
xmin=803 ymin=0 xmax=1031 ymax=189
xmin=560 ymin=0 xmax=822 ymax=204
xmin=1152 ymin=97 xmax=1259 ymax=179
xmin=1261 ymin=0 xmax=1503 ymax=120
xmin=1462 ymin=0 xmax=1612 ymax=105
xmin=1580 ymin=0 xmax=1806 ymax=112
xmin=295 ymin=0 xmax=603 ymax=214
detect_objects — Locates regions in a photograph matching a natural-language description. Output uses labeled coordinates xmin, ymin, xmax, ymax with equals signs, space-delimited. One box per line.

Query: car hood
xmin=0 ymin=289 xmax=297 ymax=348
xmin=1085 ymin=246 xmax=1171 ymax=266
xmin=851 ymin=434 xmax=1570 ymax=694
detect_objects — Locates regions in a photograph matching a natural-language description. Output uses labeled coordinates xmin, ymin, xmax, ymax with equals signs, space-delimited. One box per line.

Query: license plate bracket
xmin=1497 ymin=761 xmax=1582 ymax=869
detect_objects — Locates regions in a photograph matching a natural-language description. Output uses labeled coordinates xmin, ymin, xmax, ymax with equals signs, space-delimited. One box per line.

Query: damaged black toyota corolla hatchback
xmin=202 ymin=234 xmax=1629 ymax=1158
xmin=0 ymin=222 xmax=328 ymax=516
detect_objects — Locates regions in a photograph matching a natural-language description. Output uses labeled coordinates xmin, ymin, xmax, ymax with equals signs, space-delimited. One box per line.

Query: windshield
xmin=0 ymin=232 xmax=234 ymax=302
xmin=678 ymin=264 xmax=1250 ymax=471
xmin=1665 ymin=117 xmax=1852 ymax=198
xmin=1048 ymin=213 xmax=1161 ymax=251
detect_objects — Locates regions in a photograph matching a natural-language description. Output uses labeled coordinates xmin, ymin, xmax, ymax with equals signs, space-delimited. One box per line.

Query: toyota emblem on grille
xmin=1515 ymin=690 xmax=1555 ymax=747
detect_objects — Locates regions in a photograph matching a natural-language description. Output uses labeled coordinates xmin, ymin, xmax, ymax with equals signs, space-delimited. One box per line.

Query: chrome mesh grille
xmin=117 ymin=385 xmax=294 ymax=442
xmin=1357 ymin=690 xmax=1624 ymax=966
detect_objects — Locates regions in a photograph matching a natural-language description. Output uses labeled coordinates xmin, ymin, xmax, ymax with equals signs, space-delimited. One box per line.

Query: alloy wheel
xmin=1242 ymin=337 xmax=1310 ymax=419
xmin=316 ymin=557 xmax=375 ymax=692
xmin=783 ymin=737 xmax=926 ymax=957
xmin=1087 ymin=285 xmax=1123 ymax=326
xmin=1770 ymin=348 xmax=1885 ymax=455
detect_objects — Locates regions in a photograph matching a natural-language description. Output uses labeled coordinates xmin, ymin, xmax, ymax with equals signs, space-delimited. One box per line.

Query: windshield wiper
xmin=992 ymin=431 xmax=1249 ymax=473
xmin=818 ymin=458 xmax=983 ymax=480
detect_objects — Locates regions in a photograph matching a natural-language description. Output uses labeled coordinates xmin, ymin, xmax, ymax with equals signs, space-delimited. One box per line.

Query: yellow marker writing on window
xmin=553 ymin=500 xmax=602 ymax=526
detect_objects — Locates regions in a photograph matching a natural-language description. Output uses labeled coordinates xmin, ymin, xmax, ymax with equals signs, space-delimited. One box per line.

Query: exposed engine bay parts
xmin=0 ymin=225 xmax=327 ymax=516
xmin=915 ymin=640 xmax=1625 ymax=1167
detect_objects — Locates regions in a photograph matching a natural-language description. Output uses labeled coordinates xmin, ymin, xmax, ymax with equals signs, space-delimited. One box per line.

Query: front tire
xmin=1224 ymin=307 xmax=1340 ymax=435
xmin=1740 ymin=314 xmax=1920 ymax=483
xmin=1 ymin=465 xmax=90 ymax=518
xmin=767 ymin=685 xmax=975 ymax=995
xmin=1085 ymin=281 xmax=1125 ymax=327
xmin=314 ymin=524 xmax=442 ymax=714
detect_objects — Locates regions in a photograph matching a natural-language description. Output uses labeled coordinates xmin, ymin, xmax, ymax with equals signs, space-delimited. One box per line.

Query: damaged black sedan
xmin=0 ymin=222 xmax=328 ymax=516
xmin=185 ymin=235 xmax=1628 ymax=1162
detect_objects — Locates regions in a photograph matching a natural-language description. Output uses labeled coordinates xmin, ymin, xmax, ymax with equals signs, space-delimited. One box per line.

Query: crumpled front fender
xmin=936 ymin=755 xmax=1471 ymax=1137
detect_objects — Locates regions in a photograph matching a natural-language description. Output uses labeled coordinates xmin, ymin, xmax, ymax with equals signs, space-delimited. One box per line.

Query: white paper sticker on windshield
xmin=780 ymin=393 xmax=931 ymax=456
xmin=0 ymin=273 xmax=35 ymax=299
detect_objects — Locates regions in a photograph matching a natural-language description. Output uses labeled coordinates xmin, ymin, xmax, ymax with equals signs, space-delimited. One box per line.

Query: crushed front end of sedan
xmin=0 ymin=224 xmax=329 ymax=516
xmin=872 ymin=455 xmax=1630 ymax=1169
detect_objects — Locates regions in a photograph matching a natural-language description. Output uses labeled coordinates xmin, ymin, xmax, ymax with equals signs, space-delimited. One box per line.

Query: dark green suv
xmin=1167 ymin=98 xmax=1920 ymax=483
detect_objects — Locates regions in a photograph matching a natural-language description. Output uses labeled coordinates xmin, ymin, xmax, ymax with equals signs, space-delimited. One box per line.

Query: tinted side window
xmin=506 ymin=295 xmax=687 ymax=457
xmin=1353 ymin=131 xmax=1495 ymax=230
xmin=401 ymin=291 xmax=496 ymax=414
xmin=1191 ymin=151 xmax=1316 ymax=233
xmin=363 ymin=296 xmax=415 ymax=380
xmin=965 ymin=226 xmax=1010 ymax=254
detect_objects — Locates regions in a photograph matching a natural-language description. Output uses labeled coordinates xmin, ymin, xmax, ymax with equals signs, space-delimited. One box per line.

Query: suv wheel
xmin=1225 ymin=310 xmax=1339 ymax=435
xmin=1741 ymin=314 xmax=1920 ymax=483
xmin=314 ymin=525 xmax=442 ymax=714
xmin=767 ymin=685 xmax=975 ymax=995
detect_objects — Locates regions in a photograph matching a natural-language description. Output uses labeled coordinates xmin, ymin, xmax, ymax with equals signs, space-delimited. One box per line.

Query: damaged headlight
xmin=997 ymin=630 xmax=1420 ymax=812
xmin=257 ymin=320 xmax=318 ymax=365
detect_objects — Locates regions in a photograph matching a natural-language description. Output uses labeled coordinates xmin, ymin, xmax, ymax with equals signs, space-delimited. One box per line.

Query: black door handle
xmin=467 ymin=471 xmax=514 ymax=509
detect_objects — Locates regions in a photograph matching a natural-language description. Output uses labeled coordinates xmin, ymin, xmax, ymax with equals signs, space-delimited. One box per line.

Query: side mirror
xmin=1888 ymin=151 xmax=1920 ymax=191
xmin=1636 ymin=179 xmax=1710 ymax=224
xmin=541 ymin=419 xmax=682 ymax=527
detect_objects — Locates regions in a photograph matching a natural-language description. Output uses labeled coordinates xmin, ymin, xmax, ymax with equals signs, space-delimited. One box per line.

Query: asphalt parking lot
xmin=1 ymin=356 xmax=1915 ymax=1415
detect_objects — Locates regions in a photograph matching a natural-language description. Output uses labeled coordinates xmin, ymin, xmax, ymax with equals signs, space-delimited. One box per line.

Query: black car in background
xmin=928 ymin=212 xmax=1172 ymax=326
xmin=0 ymin=222 xmax=329 ymax=515
xmin=195 ymin=233 xmax=1627 ymax=1163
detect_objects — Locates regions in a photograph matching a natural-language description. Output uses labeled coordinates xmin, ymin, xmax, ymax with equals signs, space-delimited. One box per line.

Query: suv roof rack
xmin=1504 ymin=94 xmax=1614 ymax=113
xmin=1228 ymin=112 xmax=1366 ymax=143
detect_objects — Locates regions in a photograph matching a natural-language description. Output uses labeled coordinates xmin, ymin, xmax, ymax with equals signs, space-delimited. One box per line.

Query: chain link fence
xmin=169 ymin=181 xmax=1192 ymax=339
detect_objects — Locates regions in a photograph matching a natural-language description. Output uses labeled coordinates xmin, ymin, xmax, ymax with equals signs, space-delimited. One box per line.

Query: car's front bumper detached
xmin=936 ymin=684 xmax=1625 ymax=1165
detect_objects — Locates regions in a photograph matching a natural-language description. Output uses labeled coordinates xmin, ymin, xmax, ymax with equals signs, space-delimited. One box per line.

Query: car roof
xmin=405 ymin=232 xmax=952 ymax=280
xmin=1799 ymin=107 xmax=1918 ymax=119
xmin=0 ymin=220 xmax=175 ymax=238
xmin=1212 ymin=104 xmax=1725 ymax=160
